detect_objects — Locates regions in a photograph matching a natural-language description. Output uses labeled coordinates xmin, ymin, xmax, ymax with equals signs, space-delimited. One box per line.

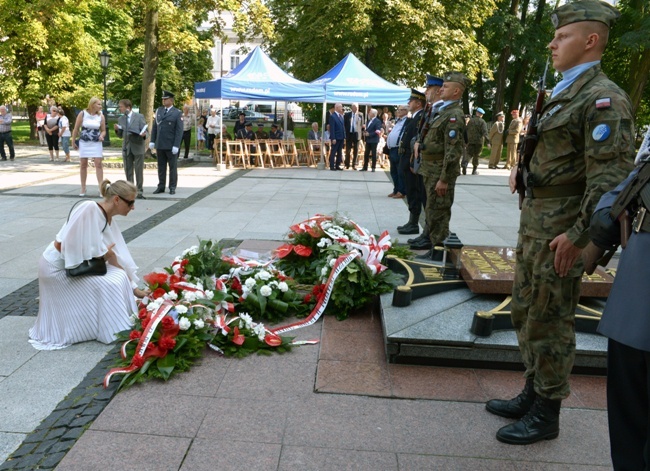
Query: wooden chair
xmin=308 ymin=140 xmax=326 ymax=166
xmin=212 ymin=138 xmax=228 ymax=165
xmin=244 ymin=139 xmax=265 ymax=168
xmin=282 ymin=139 xmax=299 ymax=167
xmin=266 ymin=140 xmax=286 ymax=167
xmin=294 ymin=139 xmax=314 ymax=166
xmin=225 ymin=140 xmax=247 ymax=168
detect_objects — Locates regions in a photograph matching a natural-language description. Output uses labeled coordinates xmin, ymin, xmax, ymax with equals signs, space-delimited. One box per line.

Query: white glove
xmin=172 ymin=146 xmax=179 ymax=155
xmin=149 ymin=142 xmax=155 ymax=150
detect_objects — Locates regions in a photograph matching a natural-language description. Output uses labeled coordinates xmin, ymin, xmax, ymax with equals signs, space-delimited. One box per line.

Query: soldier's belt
xmin=421 ymin=153 xmax=444 ymax=162
xmin=526 ymin=182 xmax=586 ymax=199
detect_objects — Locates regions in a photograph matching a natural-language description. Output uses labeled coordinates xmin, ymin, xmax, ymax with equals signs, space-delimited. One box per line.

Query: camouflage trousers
xmin=463 ymin=143 xmax=482 ymax=168
xmin=421 ymin=169 xmax=455 ymax=245
xmin=511 ymin=233 xmax=582 ymax=400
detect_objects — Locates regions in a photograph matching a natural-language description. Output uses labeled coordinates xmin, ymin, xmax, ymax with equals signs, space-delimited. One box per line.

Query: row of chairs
xmin=212 ymin=139 xmax=330 ymax=169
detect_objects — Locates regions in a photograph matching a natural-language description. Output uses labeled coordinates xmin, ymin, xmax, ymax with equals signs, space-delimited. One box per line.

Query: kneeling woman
xmin=29 ymin=180 xmax=147 ymax=350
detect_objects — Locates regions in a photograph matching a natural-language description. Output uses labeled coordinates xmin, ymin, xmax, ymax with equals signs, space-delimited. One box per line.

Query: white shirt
xmin=387 ymin=117 xmax=406 ymax=149
xmin=59 ymin=116 xmax=71 ymax=137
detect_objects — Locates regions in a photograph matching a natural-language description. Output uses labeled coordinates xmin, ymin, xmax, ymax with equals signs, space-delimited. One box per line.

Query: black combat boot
xmin=486 ymin=378 xmax=536 ymax=419
xmin=472 ymin=166 xmax=479 ymax=175
xmin=397 ymin=213 xmax=420 ymax=235
xmin=408 ymin=223 xmax=429 ymax=244
xmin=462 ymin=165 xmax=467 ymax=175
xmin=415 ymin=247 xmax=445 ymax=261
xmin=495 ymin=396 xmax=561 ymax=445
xmin=410 ymin=238 xmax=432 ymax=250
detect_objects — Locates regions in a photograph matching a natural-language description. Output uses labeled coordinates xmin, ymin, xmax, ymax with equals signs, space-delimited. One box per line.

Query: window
xmin=230 ymin=51 xmax=241 ymax=70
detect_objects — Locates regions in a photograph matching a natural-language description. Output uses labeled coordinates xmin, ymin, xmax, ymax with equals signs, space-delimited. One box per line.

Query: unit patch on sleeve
xmin=592 ymin=123 xmax=611 ymax=142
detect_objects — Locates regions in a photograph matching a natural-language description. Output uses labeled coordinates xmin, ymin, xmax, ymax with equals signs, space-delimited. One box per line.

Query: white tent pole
xmin=317 ymin=99 xmax=326 ymax=170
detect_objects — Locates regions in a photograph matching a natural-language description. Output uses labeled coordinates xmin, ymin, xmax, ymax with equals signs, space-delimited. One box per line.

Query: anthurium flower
xmin=275 ymin=244 xmax=294 ymax=258
xmin=264 ymin=333 xmax=283 ymax=347
xmin=232 ymin=326 xmax=245 ymax=345
xmin=144 ymin=272 xmax=168 ymax=286
xmin=293 ymin=245 xmax=313 ymax=257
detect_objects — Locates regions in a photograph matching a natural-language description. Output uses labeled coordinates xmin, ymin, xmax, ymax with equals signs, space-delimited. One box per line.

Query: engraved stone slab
xmin=458 ymin=246 xmax=613 ymax=297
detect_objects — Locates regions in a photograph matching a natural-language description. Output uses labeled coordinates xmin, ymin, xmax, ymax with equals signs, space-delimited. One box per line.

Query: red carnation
xmin=138 ymin=308 xmax=148 ymax=320
xmin=231 ymin=277 xmax=242 ymax=292
xmin=312 ymin=284 xmax=325 ymax=297
xmin=132 ymin=354 xmax=144 ymax=368
xmin=144 ymin=272 xmax=168 ymax=286
xmin=129 ymin=330 xmax=142 ymax=340
xmin=303 ymin=294 xmax=313 ymax=303
xmin=145 ymin=342 xmax=155 ymax=351
xmin=181 ymin=259 xmax=189 ymax=266
xmin=161 ymin=316 xmax=175 ymax=330
xmin=158 ymin=336 xmax=176 ymax=351
xmin=264 ymin=333 xmax=283 ymax=347
xmin=152 ymin=288 xmax=167 ymax=299
xmin=232 ymin=326 xmax=245 ymax=346
xmin=169 ymin=274 xmax=182 ymax=285
xmin=141 ymin=318 xmax=149 ymax=330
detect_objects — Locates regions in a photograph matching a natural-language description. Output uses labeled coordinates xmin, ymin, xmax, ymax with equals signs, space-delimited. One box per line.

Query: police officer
xmin=150 ymin=90 xmax=183 ymax=195
xmin=486 ymin=0 xmax=635 ymax=445
xmin=464 ymin=107 xmax=489 ymax=175
xmin=588 ymin=128 xmax=650 ymax=470
xmin=416 ymin=72 xmax=468 ymax=260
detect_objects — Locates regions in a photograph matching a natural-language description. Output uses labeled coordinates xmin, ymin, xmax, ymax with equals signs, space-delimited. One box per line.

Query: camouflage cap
xmin=550 ymin=0 xmax=620 ymax=29
xmin=443 ymin=71 xmax=471 ymax=90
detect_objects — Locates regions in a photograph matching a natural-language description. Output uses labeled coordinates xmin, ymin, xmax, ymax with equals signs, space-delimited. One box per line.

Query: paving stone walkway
xmin=0 ymin=148 xmax=612 ymax=470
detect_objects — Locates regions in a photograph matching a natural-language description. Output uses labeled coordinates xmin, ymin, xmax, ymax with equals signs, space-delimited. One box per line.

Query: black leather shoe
xmin=169 ymin=189 xmax=176 ymax=195
xmin=410 ymin=239 xmax=432 ymax=250
xmin=486 ymin=378 xmax=535 ymax=419
xmin=496 ymin=396 xmax=561 ymax=445
xmin=397 ymin=223 xmax=419 ymax=235
xmin=415 ymin=248 xmax=445 ymax=261
xmin=152 ymin=188 xmax=164 ymax=194
xmin=137 ymin=194 xmax=146 ymax=200
xmin=407 ymin=234 xmax=426 ymax=244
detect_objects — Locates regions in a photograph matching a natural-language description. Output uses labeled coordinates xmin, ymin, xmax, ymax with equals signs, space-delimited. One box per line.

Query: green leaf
xmin=173 ymin=337 xmax=188 ymax=352
xmin=157 ymin=353 xmax=176 ymax=381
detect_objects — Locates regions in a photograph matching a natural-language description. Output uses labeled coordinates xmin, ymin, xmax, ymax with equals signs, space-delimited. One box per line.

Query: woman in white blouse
xmin=29 ymin=179 xmax=148 ymax=350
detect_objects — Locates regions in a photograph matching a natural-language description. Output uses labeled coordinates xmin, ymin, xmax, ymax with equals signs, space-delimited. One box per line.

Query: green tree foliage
xmin=264 ymin=0 xmax=495 ymax=87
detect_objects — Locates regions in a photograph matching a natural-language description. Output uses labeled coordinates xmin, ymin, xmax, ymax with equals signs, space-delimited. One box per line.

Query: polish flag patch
xmin=450 ymin=118 xmax=457 ymax=123
xmin=595 ymin=98 xmax=611 ymax=109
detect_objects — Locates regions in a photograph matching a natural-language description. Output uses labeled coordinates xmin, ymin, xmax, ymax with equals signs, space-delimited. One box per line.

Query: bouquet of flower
xmin=209 ymin=313 xmax=294 ymax=358
xmin=274 ymin=214 xmax=403 ymax=319
xmin=223 ymin=266 xmax=311 ymax=323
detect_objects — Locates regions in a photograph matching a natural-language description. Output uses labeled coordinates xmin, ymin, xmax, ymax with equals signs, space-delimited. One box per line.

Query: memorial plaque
xmin=458 ymin=246 xmax=614 ymax=297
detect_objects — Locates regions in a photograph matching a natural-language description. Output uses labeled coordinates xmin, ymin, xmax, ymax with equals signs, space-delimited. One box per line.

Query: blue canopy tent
xmin=310 ymin=53 xmax=411 ymax=105
xmin=194 ymin=46 xmax=323 ymax=102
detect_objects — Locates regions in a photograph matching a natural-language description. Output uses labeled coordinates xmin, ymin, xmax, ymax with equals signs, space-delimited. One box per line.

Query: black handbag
xmin=65 ymin=200 xmax=109 ymax=277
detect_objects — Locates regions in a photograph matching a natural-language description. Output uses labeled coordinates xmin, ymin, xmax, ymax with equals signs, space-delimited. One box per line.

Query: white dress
xmin=29 ymin=201 xmax=138 ymax=350
xmin=78 ymin=111 xmax=103 ymax=158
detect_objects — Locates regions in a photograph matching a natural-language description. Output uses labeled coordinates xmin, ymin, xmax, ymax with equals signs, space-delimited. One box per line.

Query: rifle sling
xmin=610 ymin=162 xmax=650 ymax=219
xmin=527 ymin=182 xmax=586 ymax=199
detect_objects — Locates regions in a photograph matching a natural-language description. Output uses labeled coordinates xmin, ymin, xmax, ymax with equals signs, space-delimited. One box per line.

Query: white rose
xmin=203 ymin=290 xmax=214 ymax=300
xmin=178 ymin=317 xmax=191 ymax=331
xmin=175 ymin=305 xmax=188 ymax=314
xmin=193 ymin=319 xmax=205 ymax=329
xmin=260 ymin=285 xmax=272 ymax=297
xmin=256 ymin=270 xmax=271 ymax=281
xmin=245 ymin=278 xmax=256 ymax=289
xmin=278 ymin=281 xmax=289 ymax=292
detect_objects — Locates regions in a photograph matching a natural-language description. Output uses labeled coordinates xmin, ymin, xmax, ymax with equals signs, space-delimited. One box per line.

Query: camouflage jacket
xmin=521 ymin=64 xmax=635 ymax=247
xmin=418 ymin=101 xmax=465 ymax=183
xmin=467 ymin=116 xmax=488 ymax=145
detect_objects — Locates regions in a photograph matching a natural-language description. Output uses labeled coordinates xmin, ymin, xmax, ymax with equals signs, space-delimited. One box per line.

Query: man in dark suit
xmin=396 ymin=89 xmax=427 ymax=234
xmin=114 ymin=99 xmax=147 ymax=199
xmin=344 ymin=103 xmax=363 ymax=169
xmin=150 ymin=90 xmax=183 ymax=195
xmin=361 ymin=108 xmax=382 ymax=172
xmin=269 ymin=124 xmax=283 ymax=139
xmin=328 ymin=103 xmax=345 ymax=171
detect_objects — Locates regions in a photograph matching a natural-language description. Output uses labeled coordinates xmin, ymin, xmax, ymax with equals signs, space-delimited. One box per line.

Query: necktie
xmin=164 ymin=108 xmax=168 ymax=116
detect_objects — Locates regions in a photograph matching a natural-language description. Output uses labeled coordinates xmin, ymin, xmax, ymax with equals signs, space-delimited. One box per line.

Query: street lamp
xmin=99 ymin=50 xmax=111 ymax=147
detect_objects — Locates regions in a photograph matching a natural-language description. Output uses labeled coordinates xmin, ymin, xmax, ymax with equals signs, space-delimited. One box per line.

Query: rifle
xmin=516 ymin=59 xmax=550 ymax=210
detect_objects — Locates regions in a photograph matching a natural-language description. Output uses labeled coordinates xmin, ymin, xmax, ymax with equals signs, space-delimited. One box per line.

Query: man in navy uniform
xmin=150 ymin=90 xmax=183 ymax=195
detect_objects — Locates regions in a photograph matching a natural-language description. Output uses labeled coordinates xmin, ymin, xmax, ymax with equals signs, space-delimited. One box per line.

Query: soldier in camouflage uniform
xmin=464 ymin=108 xmax=489 ymax=175
xmin=485 ymin=0 xmax=636 ymax=446
xmin=416 ymin=72 xmax=469 ymax=260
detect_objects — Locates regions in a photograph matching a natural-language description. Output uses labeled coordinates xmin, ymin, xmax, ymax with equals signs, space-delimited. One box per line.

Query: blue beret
xmin=476 ymin=107 xmax=485 ymax=115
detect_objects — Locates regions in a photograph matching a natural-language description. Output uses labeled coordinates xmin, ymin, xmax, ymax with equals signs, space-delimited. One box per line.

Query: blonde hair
xmin=87 ymin=97 xmax=102 ymax=114
xmin=100 ymin=179 xmax=137 ymax=200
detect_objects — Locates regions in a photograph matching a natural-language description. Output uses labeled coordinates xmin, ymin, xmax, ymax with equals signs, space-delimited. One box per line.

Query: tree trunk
xmin=141 ymin=7 xmax=159 ymax=145
xmin=628 ymin=48 xmax=650 ymax=118
xmin=28 ymin=104 xmax=37 ymax=140
xmin=493 ymin=0 xmax=520 ymax=114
